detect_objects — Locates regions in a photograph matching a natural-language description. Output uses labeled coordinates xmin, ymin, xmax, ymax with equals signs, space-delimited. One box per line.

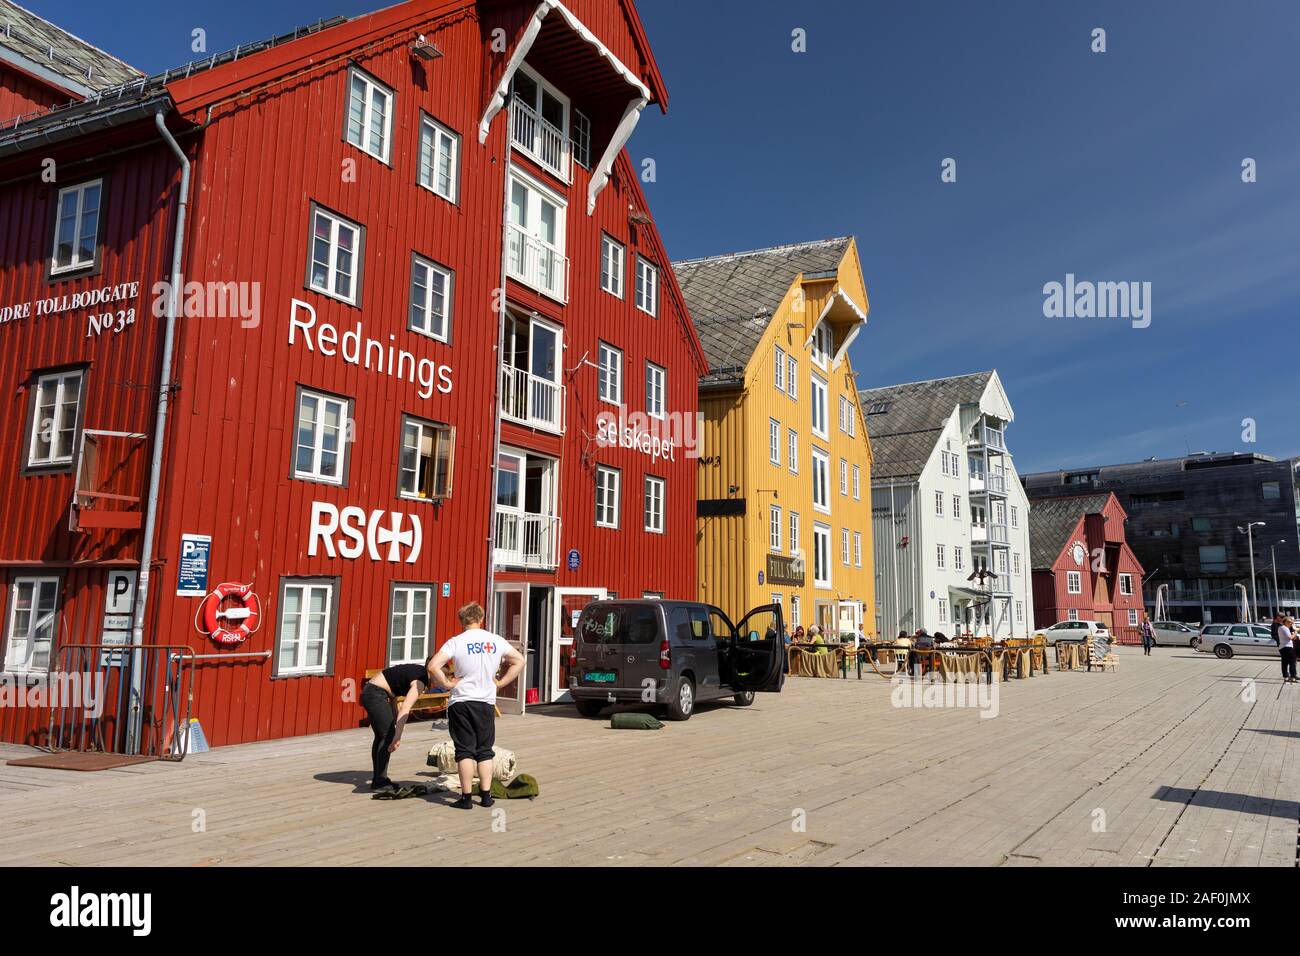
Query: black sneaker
xmin=370 ymin=778 xmax=395 ymax=792
xmin=451 ymin=794 xmax=474 ymax=810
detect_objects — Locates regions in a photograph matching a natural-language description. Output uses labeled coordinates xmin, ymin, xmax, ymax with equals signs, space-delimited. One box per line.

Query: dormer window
xmin=811 ymin=322 xmax=833 ymax=369
xmin=510 ymin=65 xmax=570 ymax=180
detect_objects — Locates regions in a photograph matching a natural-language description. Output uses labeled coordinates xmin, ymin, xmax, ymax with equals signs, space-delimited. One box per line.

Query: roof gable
xmin=1026 ymin=492 xmax=1114 ymax=570
xmin=858 ymin=371 xmax=994 ymax=480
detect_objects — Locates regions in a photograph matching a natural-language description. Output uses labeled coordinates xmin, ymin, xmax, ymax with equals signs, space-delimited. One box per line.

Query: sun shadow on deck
xmin=1152 ymin=785 xmax=1298 ymax=820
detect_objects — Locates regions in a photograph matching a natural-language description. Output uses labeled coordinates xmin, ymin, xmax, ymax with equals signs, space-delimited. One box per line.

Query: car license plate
xmin=584 ymin=671 xmax=617 ymax=683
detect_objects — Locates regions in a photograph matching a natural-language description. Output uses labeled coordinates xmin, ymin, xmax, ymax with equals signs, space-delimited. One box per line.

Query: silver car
xmin=1032 ymin=619 xmax=1109 ymax=646
xmin=1151 ymin=620 xmax=1200 ymax=648
xmin=1195 ymin=623 xmax=1276 ymax=659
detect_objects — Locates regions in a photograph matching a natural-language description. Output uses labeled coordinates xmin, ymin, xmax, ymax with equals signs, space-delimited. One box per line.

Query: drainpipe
xmin=125 ymin=109 xmax=190 ymax=755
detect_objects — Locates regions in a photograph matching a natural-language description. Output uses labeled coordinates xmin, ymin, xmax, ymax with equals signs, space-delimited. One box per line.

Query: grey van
xmin=569 ymin=600 xmax=785 ymax=721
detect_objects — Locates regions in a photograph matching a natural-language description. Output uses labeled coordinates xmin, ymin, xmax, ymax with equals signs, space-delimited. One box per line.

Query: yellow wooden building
xmin=673 ymin=238 xmax=875 ymax=637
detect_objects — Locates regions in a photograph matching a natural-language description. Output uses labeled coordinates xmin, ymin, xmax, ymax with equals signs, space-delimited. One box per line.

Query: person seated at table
xmin=808 ymin=625 xmax=828 ymax=653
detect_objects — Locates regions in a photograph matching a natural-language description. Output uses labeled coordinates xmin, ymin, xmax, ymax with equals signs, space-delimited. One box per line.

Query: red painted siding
xmin=0 ymin=62 xmax=74 ymax=124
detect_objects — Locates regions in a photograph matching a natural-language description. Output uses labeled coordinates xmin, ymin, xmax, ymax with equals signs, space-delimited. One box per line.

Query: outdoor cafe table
xmin=787 ymin=642 xmax=843 ymax=678
xmin=847 ymin=643 xmax=1051 ymax=681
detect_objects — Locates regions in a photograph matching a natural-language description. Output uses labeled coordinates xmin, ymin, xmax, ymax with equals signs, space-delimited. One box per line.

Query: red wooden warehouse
xmin=1027 ymin=492 xmax=1147 ymax=643
xmin=0 ymin=0 xmax=704 ymax=750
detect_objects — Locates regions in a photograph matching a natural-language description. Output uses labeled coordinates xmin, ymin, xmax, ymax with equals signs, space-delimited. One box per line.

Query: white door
xmin=550 ymin=587 xmax=606 ymax=702
xmin=492 ymin=584 xmax=528 ymax=715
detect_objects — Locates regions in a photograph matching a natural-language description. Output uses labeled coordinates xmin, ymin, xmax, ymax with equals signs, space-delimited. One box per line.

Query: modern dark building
xmin=1023 ymin=452 xmax=1300 ymax=625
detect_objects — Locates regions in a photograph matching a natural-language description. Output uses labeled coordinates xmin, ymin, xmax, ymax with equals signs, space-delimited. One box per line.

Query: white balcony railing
xmin=510 ymin=96 xmax=569 ymax=179
xmin=982 ymin=425 xmax=1006 ymax=450
xmin=985 ymin=472 xmax=1007 ymax=494
xmin=495 ymin=512 xmax=561 ymax=569
xmin=506 ymin=223 xmax=568 ymax=302
xmin=500 ymin=365 xmax=564 ymax=433
xmin=971 ymin=523 xmax=1010 ymax=545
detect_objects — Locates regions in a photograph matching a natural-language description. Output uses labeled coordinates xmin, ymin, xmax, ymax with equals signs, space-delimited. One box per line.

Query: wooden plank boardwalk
xmin=0 ymin=646 xmax=1295 ymax=866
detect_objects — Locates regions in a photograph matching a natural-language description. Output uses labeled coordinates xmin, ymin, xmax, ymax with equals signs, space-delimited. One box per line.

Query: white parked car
xmin=1195 ymin=623 xmax=1276 ymax=659
xmin=1150 ymin=620 xmax=1200 ymax=648
xmin=1032 ymin=620 xmax=1110 ymax=645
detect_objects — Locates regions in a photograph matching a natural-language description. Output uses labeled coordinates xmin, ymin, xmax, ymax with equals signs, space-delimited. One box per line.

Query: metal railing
xmin=510 ymin=96 xmax=569 ymax=177
xmin=494 ymin=512 xmax=561 ymax=569
xmin=500 ymin=365 xmax=564 ymax=432
xmin=506 ymin=224 xmax=568 ymax=302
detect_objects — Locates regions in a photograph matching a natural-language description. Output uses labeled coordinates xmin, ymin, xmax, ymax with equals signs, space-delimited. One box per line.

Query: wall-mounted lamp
xmin=412 ymin=34 xmax=443 ymax=59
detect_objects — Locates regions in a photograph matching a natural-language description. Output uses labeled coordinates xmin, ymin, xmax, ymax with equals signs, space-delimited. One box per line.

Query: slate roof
xmin=0 ymin=0 xmax=142 ymax=94
xmin=857 ymin=371 xmax=993 ymax=480
xmin=672 ymin=237 xmax=852 ymax=386
xmin=1026 ymin=493 xmax=1112 ymax=570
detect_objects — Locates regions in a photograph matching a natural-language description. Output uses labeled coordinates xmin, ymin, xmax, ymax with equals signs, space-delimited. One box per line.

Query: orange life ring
xmin=197 ymin=583 xmax=262 ymax=646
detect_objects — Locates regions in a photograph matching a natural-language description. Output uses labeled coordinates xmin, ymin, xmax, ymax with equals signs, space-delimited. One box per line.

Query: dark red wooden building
xmin=1028 ymin=492 xmax=1147 ymax=643
xmin=0 ymin=0 xmax=704 ymax=749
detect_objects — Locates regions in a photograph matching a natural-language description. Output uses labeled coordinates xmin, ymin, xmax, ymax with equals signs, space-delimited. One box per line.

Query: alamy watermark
xmin=890 ymin=672 xmax=1000 ymax=719
xmin=1042 ymin=273 xmax=1151 ymax=328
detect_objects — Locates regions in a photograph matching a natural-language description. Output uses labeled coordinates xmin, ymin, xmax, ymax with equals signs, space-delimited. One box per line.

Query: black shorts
xmin=447 ymin=700 xmax=496 ymax=762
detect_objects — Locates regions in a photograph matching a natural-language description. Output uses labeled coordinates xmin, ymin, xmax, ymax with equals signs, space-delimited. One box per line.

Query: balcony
xmin=500 ymin=365 xmax=564 ymax=433
xmin=495 ymin=512 xmax=561 ymax=570
xmin=974 ymin=425 xmax=1006 ymax=451
xmin=506 ymin=223 xmax=568 ymax=302
xmin=971 ymin=523 xmax=1010 ymax=545
xmin=510 ymin=95 xmax=570 ymax=180
xmin=969 ymin=471 xmax=1008 ymax=496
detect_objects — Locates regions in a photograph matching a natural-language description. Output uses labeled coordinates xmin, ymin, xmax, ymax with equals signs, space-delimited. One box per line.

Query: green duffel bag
xmin=610 ymin=712 xmax=664 ymax=731
xmin=472 ymin=773 xmax=540 ymax=799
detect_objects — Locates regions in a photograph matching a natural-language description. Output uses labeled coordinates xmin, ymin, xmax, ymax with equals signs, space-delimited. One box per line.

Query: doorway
xmin=551 ymin=587 xmax=607 ymax=702
xmin=526 ymin=586 xmax=551 ymax=704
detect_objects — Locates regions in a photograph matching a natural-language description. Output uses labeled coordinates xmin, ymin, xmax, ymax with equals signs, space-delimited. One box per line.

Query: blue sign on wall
xmin=177 ymin=534 xmax=212 ymax=597
xmin=567 ymin=549 xmax=580 ymax=571
xmin=442 ymin=582 xmax=451 ymax=598
xmin=758 ymin=571 xmax=765 ymax=586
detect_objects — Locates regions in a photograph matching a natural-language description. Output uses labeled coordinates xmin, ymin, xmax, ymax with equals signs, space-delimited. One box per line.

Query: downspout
xmin=125 ymin=109 xmax=190 ymax=755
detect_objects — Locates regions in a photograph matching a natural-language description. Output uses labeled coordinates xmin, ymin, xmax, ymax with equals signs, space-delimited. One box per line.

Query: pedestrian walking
xmin=428 ymin=602 xmax=524 ymax=809
xmin=1140 ymin=615 xmax=1154 ymax=656
xmin=361 ymin=657 xmax=437 ymax=791
xmin=1278 ymin=615 xmax=1297 ymax=683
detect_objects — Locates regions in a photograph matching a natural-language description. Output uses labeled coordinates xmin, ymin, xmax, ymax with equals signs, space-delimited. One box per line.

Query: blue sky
xmin=31 ymin=0 xmax=1300 ymax=473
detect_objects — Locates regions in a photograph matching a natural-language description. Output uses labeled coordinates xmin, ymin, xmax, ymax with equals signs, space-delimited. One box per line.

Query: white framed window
xmin=308 ymin=205 xmax=363 ymax=305
xmin=644 ymin=475 xmax=665 ymax=534
xmin=398 ymin=416 xmax=454 ymax=501
xmin=1010 ymin=505 xmax=1019 ymax=528
xmin=417 ymin=114 xmax=459 ymax=201
xmin=940 ymin=451 xmax=950 ymax=477
xmin=839 ymin=395 xmax=856 ymax=436
xmin=1119 ymin=573 xmax=1134 ymax=595
xmin=4 ymin=576 xmax=58 ymax=673
xmin=790 ymin=594 xmax=802 ymax=627
xmin=598 ymin=342 xmax=623 ymax=405
xmin=645 ymin=362 xmax=666 ymax=419
xmin=996 ymin=550 xmax=1008 ymax=574
xmin=409 ymin=254 xmax=453 ymax=342
xmin=852 ymin=464 xmax=861 ymax=499
xmin=1016 ymin=601 xmax=1025 ymax=624
xmin=51 ymin=179 xmax=102 ymax=275
xmin=1128 ymin=609 xmax=1139 ymax=626
xmin=954 ymin=546 xmax=964 ymax=571
xmin=345 ymin=66 xmax=393 ymax=163
xmin=813 ymin=523 xmax=832 ymax=588
xmin=1067 ymin=571 xmax=1082 ymax=594
xmin=774 ymin=346 xmax=786 ymax=392
xmin=841 ymin=528 xmax=850 ymax=565
xmin=276 ymin=579 xmax=336 ymax=676
xmin=294 ymin=388 xmax=350 ymax=484
xmin=26 ymin=368 xmax=84 ymax=467
xmin=789 ymin=511 xmax=801 ymax=553
xmin=635 ymin=256 xmax=659 ymax=317
xmin=770 ymin=505 xmax=782 ymax=552
xmin=510 ymin=64 xmax=570 ymax=179
xmin=769 ymin=419 xmax=781 ymax=465
xmin=507 ymin=168 xmax=567 ymax=301
xmin=811 ymin=322 xmax=832 ymax=369
xmin=811 ymin=447 xmax=831 ymax=513
xmin=571 ymin=109 xmax=592 ymax=169
xmin=853 ymin=531 xmax=862 ymax=568
xmin=595 ymin=466 xmax=620 ymax=528
xmin=952 ymin=494 xmax=961 ymax=520
xmin=935 ymin=491 xmax=944 ymax=517
xmin=937 ymin=544 xmax=946 ymax=569
xmin=952 ymin=454 xmax=960 ymax=478
xmin=1013 ymin=552 xmax=1022 ymax=575
xmin=786 ymin=356 xmax=797 ymax=399
xmin=1067 ymin=608 xmax=1080 ymax=621
xmin=600 ymin=235 xmax=624 ymax=298
xmin=788 ymin=430 xmax=799 ymax=474
xmin=839 ymin=458 xmax=848 ymax=496
xmin=389 ymin=584 xmax=433 ymax=664
xmin=810 ymin=374 xmax=828 ymax=439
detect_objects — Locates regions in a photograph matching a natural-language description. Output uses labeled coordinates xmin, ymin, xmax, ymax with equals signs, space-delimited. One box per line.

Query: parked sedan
xmin=1032 ymin=620 xmax=1109 ymax=645
xmin=1151 ymin=620 xmax=1201 ymax=648
xmin=1194 ymin=623 xmax=1276 ymax=659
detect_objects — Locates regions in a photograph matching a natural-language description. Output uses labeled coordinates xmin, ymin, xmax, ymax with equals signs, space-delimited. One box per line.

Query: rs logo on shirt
xmin=466 ymin=641 xmax=496 ymax=654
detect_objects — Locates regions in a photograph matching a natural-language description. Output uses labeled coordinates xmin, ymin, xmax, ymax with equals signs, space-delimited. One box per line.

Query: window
xmin=813 ymin=524 xmax=832 ymax=588
xmin=51 ymin=179 xmax=102 ymax=275
xmin=1013 ymin=552 xmax=1022 ymax=575
xmin=345 ymin=67 xmax=392 ymax=163
xmin=1067 ymin=571 xmax=1082 ymax=594
xmin=769 ymin=419 xmax=781 ymax=465
xmin=839 ymin=458 xmax=849 ymax=496
xmin=1119 ymin=573 xmax=1134 ymax=596
xmin=600 ymin=235 xmax=624 ymax=298
xmin=937 ymin=544 xmax=946 ymax=569
xmin=510 ymin=65 xmax=570 ymax=178
xmin=26 ymin=369 xmax=84 ymax=468
xmin=1067 ymin=608 xmax=1079 ymax=621
xmin=4 ymin=577 xmax=58 ymax=673
xmin=295 ymin=389 xmax=350 ymax=484
xmin=389 ymin=584 xmax=433 ymax=663
xmin=940 ymin=451 xmax=950 ymax=477
xmin=774 ymin=346 xmax=786 ymax=392
xmin=935 ymin=491 xmax=944 ymax=517
xmin=571 ymin=109 xmax=592 ymax=169
xmin=811 ymin=448 xmax=830 ymax=513
xmin=1198 ymin=545 xmax=1227 ymax=573
xmin=938 ymin=598 xmax=948 ymax=623
xmin=1010 ymin=506 xmax=1018 ymax=529
xmin=811 ymin=322 xmax=832 ymax=368
xmin=1191 ymin=517 xmax=1212 ymax=532
xmin=954 ymin=546 xmax=964 ymax=571
xmin=635 ymin=257 xmax=659 ymax=317
xmin=852 ymin=531 xmax=863 ymax=567
xmin=789 ymin=511 xmax=801 ymax=553
xmin=644 ymin=476 xmax=665 ymax=533
xmin=788 ymin=430 xmax=799 ymax=474
xmin=772 ymin=593 xmax=783 ymax=609
xmin=852 ymin=465 xmax=861 ymax=499
xmin=276 ymin=579 xmax=336 ymax=676
xmin=645 ymin=362 xmax=666 ymax=419
xmin=409 ymin=254 xmax=453 ymax=342
xmin=417 ymin=114 xmax=459 ymax=201
xmin=595 ymin=466 xmax=620 ymax=528
xmin=951 ymin=454 xmax=959 ymax=479
xmin=790 ymin=594 xmax=802 ymax=627
xmin=508 ymin=169 xmax=567 ymax=300
xmin=501 ymin=312 xmax=563 ymax=431
xmin=1263 ymin=481 xmax=1281 ymax=500
xmin=786 ymin=356 xmax=797 ymax=399
xmin=398 ymin=417 xmax=454 ymax=500
xmin=597 ymin=342 xmax=623 ymax=405
xmin=1128 ymin=609 xmax=1139 ymax=626
xmin=770 ymin=505 xmax=782 ymax=551
xmin=996 ymin=550 xmax=1008 ymax=574
xmin=810 ymin=374 xmax=829 ymax=438
xmin=308 ymin=206 xmax=363 ymax=305
xmin=838 ymin=396 xmax=857 ymax=437
xmin=840 ymin=528 xmax=850 ymax=565
xmin=1016 ymin=601 xmax=1024 ymax=624
xmin=952 ymin=494 xmax=961 ymax=520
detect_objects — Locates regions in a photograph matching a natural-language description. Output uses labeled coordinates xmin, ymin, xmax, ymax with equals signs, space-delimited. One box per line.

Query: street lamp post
xmin=1237 ymin=521 xmax=1265 ymax=622
xmin=1270 ymin=539 xmax=1286 ymax=618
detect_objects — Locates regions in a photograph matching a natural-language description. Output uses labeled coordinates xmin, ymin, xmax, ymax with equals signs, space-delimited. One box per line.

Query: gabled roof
xmin=671 ymin=237 xmax=852 ymax=385
xmin=858 ymin=371 xmax=994 ymax=480
xmin=1026 ymin=492 xmax=1112 ymax=570
xmin=0 ymin=0 xmax=141 ymax=97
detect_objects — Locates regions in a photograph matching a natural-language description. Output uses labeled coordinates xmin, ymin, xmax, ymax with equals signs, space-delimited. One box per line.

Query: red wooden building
xmin=1027 ymin=492 xmax=1147 ymax=642
xmin=0 ymin=0 xmax=704 ymax=750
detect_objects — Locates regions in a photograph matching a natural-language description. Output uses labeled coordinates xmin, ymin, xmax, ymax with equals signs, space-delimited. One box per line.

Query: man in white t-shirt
xmin=430 ymin=602 xmax=523 ymax=809
xmin=1278 ymin=616 xmax=1297 ymax=683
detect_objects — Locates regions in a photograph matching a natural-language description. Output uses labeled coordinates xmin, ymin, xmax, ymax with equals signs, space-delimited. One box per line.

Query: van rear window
xmin=579 ymin=605 xmax=660 ymax=645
